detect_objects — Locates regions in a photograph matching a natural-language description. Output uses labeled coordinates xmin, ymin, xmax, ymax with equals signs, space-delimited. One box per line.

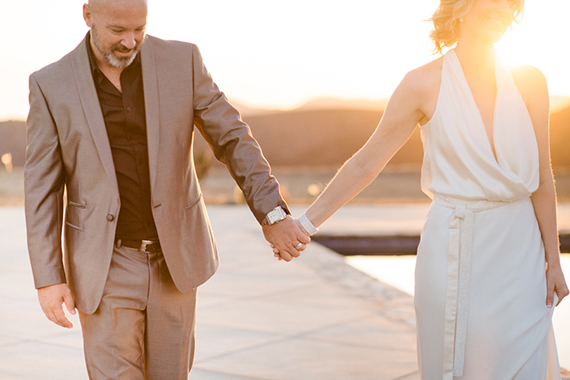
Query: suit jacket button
xmin=107 ymin=214 xmax=115 ymax=222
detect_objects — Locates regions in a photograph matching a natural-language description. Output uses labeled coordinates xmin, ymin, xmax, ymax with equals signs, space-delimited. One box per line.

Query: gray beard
xmin=104 ymin=50 xmax=138 ymax=69
xmin=91 ymin=28 xmax=141 ymax=69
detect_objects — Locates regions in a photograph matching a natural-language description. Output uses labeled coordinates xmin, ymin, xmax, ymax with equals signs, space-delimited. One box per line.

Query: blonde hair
xmin=429 ymin=0 xmax=524 ymax=54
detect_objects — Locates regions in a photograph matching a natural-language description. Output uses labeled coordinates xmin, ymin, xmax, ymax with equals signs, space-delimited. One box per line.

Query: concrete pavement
xmin=0 ymin=206 xmax=418 ymax=380
xmin=1 ymin=203 xmax=569 ymax=379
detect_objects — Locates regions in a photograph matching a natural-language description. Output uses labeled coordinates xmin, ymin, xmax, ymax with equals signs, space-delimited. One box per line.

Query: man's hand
xmin=262 ymin=215 xmax=311 ymax=262
xmin=37 ymin=283 xmax=76 ymax=329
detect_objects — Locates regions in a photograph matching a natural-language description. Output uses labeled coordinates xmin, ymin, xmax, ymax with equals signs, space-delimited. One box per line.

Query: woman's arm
xmin=518 ymin=66 xmax=569 ymax=307
xmin=304 ymin=69 xmax=432 ymax=228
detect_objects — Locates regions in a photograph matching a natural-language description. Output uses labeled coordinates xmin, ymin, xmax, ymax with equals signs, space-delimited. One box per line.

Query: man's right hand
xmin=37 ymin=283 xmax=76 ymax=329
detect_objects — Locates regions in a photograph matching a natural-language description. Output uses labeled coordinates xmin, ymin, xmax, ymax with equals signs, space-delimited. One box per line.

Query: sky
xmin=1 ymin=0 xmax=569 ymax=121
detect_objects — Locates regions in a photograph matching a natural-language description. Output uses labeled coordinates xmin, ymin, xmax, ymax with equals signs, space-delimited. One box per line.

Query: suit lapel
xmin=71 ymin=36 xmax=119 ymax=193
xmin=141 ymin=37 xmax=160 ymax=194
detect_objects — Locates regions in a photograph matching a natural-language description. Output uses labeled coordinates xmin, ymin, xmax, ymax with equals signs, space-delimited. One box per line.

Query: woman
xmin=276 ymin=0 xmax=569 ymax=378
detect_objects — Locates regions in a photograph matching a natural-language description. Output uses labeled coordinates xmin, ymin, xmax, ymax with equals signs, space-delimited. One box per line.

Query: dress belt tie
xmin=433 ymin=195 xmax=514 ymax=379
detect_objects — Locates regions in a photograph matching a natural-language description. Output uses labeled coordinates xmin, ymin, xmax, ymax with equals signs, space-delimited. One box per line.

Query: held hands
xmin=262 ymin=215 xmax=311 ymax=262
xmin=546 ymin=262 xmax=569 ymax=308
xmin=37 ymin=283 xmax=76 ymax=328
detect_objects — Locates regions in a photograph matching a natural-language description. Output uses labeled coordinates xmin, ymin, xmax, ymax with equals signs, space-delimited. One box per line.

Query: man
xmin=25 ymin=0 xmax=310 ymax=378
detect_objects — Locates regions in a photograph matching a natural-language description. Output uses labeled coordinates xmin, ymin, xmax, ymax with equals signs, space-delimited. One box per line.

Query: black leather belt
xmin=115 ymin=238 xmax=161 ymax=253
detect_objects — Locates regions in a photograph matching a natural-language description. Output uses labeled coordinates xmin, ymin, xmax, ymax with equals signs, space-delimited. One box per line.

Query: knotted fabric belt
xmin=433 ymin=195 xmax=515 ymax=379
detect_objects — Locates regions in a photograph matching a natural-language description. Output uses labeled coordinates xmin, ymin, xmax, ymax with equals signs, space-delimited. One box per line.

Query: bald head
xmin=83 ymin=0 xmax=148 ymax=69
xmin=88 ymin=0 xmax=149 ymax=13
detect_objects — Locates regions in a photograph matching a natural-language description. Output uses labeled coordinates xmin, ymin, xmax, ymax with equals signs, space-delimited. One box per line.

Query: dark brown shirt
xmin=86 ymin=34 xmax=158 ymax=240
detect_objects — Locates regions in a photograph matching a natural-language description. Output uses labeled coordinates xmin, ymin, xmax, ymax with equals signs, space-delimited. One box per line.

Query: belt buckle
xmin=140 ymin=239 xmax=155 ymax=253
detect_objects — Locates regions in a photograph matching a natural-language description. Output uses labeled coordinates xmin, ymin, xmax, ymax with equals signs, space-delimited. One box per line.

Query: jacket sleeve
xmin=190 ymin=44 xmax=289 ymax=224
xmin=24 ymin=73 xmax=67 ymax=289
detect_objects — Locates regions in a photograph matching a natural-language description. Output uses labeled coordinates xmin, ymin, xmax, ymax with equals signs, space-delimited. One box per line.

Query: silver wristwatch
xmin=262 ymin=206 xmax=287 ymax=226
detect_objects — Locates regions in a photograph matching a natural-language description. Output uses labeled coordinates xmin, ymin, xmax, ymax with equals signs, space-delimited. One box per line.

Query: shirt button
xmin=106 ymin=214 xmax=115 ymax=222
xmin=126 ymin=107 xmax=132 ymax=112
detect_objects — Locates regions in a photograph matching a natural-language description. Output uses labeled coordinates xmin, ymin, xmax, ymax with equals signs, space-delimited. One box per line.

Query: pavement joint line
xmin=195 ymin=313 xmax=389 ymax=364
xmin=0 ymin=336 xmax=82 ymax=351
xmin=198 ymin=282 xmax=321 ymax=304
xmin=194 ymin=333 xmax=298 ymax=364
xmin=34 ymin=338 xmax=84 ymax=351
xmin=286 ymin=313 xmax=385 ymax=338
xmin=297 ymin=334 xmax=418 ymax=353
xmin=192 ymin=367 xmax=270 ymax=380
xmin=392 ymin=370 xmax=421 ymax=380
xmin=0 ymin=338 xmax=29 ymax=348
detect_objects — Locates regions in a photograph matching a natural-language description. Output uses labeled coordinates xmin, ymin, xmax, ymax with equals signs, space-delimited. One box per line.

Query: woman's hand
xmin=546 ymin=262 xmax=569 ymax=307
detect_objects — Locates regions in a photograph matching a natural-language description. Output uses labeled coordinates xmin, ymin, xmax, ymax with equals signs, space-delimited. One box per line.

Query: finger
xmin=288 ymin=247 xmax=301 ymax=258
xmin=294 ymin=227 xmax=311 ymax=244
xmin=63 ymin=290 xmax=76 ymax=315
xmin=298 ymin=233 xmax=311 ymax=244
xmin=55 ymin=306 xmax=74 ymax=328
xmin=279 ymin=250 xmax=293 ymax=262
xmin=546 ymin=284 xmax=554 ymax=308
xmin=48 ymin=307 xmax=73 ymax=329
xmin=556 ymin=286 xmax=569 ymax=307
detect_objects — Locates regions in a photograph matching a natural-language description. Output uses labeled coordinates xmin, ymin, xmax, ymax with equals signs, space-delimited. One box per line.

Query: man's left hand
xmin=262 ymin=215 xmax=310 ymax=262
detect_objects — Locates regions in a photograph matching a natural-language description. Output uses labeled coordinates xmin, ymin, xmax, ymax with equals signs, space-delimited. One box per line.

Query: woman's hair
xmin=429 ymin=0 xmax=524 ymax=54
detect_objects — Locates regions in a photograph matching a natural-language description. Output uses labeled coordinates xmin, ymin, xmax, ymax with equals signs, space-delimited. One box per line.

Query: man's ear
xmin=83 ymin=3 xmax=92 ymax=28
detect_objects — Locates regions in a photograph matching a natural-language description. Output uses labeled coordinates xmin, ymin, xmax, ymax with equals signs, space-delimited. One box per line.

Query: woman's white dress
xmin=415 ymin=50 xmax=561 ymax=380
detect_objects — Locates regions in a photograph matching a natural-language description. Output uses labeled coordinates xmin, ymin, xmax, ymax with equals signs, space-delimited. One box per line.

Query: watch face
xmin=267 ymin=213 xmax=279 ymax=224
xmin=267 ymin=207 xmax=286 ymax=225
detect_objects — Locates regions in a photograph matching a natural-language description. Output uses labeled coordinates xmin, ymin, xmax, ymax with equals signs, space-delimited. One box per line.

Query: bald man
xmin=25 ymin=0 xmax=310 ymax=378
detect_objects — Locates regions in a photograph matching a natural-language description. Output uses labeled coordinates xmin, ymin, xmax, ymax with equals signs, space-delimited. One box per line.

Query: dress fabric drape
xmin=415 ymin=50 xmax=561 ymax=380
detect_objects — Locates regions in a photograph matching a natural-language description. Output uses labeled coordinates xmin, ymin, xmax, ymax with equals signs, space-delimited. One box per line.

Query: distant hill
xmin=2 ymin=102 xmax=570 ymax=170
xmin=228 ymin=100 xmax=280 ymax=117
xmin=550 ymin=105 xmax=570 ymax=169
xmin=198 ymin=104 xmax=570 ymax=168
xmin=0 ymin=121 xmax=26 ymax=167
xmin=238 ymin=108 xmax=423 ymax=168
xmin=294 ymin=97 xmax=388 ymax=113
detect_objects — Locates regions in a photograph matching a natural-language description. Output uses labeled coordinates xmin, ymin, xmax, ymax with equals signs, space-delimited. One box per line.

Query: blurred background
xmin=1 ymin=0 xmax=570 ymax=207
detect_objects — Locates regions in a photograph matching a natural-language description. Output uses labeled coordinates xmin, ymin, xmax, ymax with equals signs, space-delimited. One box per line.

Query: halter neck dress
xmin=415 ymin=50 xmax=561 ymax=379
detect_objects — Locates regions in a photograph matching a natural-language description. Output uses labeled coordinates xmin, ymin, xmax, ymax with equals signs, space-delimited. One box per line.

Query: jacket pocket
xmin=68 ymin=200 xmax=86 ymax=209
xmin=65 ymin=221 xmax=83 ymax=232
xmin=185 ymin=193 xmax=203 ymax=211
xmin=66 ymin=200 xmax=85 ymax=231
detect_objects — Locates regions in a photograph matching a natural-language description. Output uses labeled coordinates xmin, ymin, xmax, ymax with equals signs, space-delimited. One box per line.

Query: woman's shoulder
xmin=509 ymin=64 xmax=549 ymax=106
xmin=400 ymin=56 xmax=445 ymax=96
xmin=388 ymin=56 xmax=445 ymax=124
xmin=394 ymin=56 xmax=445 ymax=117
xmin=510 ymin=64 xmax=548 ymax=90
